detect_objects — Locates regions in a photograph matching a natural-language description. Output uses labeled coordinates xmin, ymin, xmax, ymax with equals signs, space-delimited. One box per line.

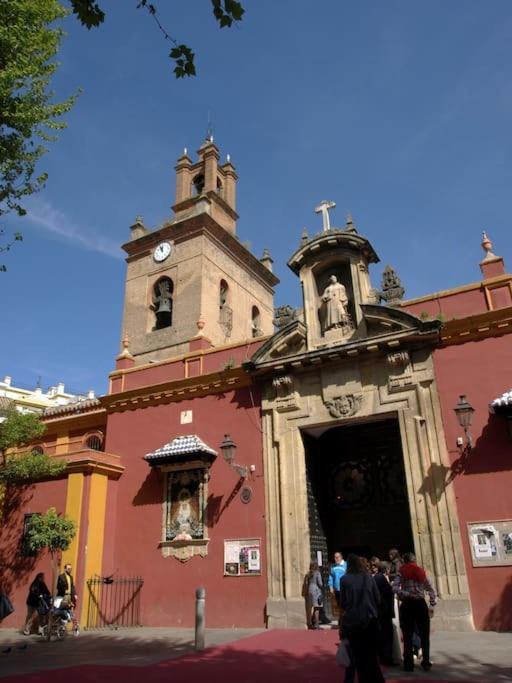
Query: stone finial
xmin=345 ymin=212 xmax=357 ymax=233
xmin=226 ymin=153 xmax=231 ymax=163
xmin=481 ymin=231 xmax=497 ymax=261
xmin=130 ymin=216 xmax=148 ymax=241
xmin=273 ymin=305 xmax=298 ymax=329
xmin=260 ymin=248 xmax=274 ymax=272
xmin=301 ymin=228 xmax=309 ymax=245
xmin=479 ymin=230 xmax=505 ymax=278
xmin=196 ymin=315 xmax=206 ymax=336
xmin=379 ymin=265 xmax=405 ymax=305
xmin=118 ymin=333 xmax=133 ymax=359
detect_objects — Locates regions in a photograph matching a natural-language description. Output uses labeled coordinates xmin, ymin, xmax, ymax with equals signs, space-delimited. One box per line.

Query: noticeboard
xmin=224 ymin=538 xmax=261 ymax=576
xmin=467 ymin=520 xmax=512 ymax=567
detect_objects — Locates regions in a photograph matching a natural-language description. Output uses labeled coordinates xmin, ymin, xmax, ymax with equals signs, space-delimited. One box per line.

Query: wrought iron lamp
xmin=454 ymin=395 xmax=475 ymax=450
xmin=220 ymin=434 xmax=255 ymax=480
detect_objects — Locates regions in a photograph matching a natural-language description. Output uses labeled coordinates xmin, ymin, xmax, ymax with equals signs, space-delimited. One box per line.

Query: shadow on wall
xmin=418 ymin=414 xmax=512 ymax=504
xmin=483 ymin=574 xmax=512 ymax=632
xmin=0 ymin=484 xmax=37 ymax=595
xmin=132 ymin=467 xmax=164 ymax=507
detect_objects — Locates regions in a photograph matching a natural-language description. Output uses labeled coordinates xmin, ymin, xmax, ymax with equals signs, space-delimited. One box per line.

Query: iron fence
xmin=85 ymin=576 xmax=143 ymax=629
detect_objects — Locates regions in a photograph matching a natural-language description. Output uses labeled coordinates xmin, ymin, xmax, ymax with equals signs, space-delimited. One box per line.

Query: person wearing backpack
xmin=340 ymin=554 xmax=384 ymax=683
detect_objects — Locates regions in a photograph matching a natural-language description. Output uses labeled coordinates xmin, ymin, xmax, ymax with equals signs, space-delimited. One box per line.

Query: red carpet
xmin=0 ymin=629 xmax=476 ymax=682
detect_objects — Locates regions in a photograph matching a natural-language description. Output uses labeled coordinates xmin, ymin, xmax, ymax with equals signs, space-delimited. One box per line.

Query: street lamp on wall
xmin=454 ymin=395 xmax=475 ymax=450
xmin=220 ymin=434 xmax=255 ymax=480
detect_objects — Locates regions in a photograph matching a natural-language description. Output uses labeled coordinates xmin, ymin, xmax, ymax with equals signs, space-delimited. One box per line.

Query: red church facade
xmin=1 ymin=141 xmax=511 ymax=633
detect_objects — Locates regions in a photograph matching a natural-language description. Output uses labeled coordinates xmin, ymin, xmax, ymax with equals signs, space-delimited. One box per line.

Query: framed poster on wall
xmin=224 ymin=539 xmax=261 ymax=576
xmin=467 ymin=520 xmax=512 ymax=567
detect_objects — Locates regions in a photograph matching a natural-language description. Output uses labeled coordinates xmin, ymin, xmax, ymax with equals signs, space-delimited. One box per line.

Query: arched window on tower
xmin=152 ymin=277 xmax=174 ymax=330
xmin=219 ymin=279 xmax=233 ymax=337
xmin=32 ymin=445 xmax=44 ymax=455
xmin=216 ymin=177 xmax=223 ymax=197
xmin=193 ymin=174 xmax=205 ymax=196
xmin=251 ymin=306 xmax=262 ymax=338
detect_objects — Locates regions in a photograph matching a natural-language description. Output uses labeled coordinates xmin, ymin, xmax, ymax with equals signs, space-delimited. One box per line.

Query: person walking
xmin=307 ymin=561 xmax=323 ymax=629
xmin=328 ymin=551 xmax=346 ymax=610
xmin=340 ymin=554 xmax=384 ymax=683
xmin=388 ymin=548 xmax=402 ymax=581
xmin=23 ymin=572 xmax=50 ymax=635
xmin=56 ymin=563 xmax=77 ymax=607
xmin=373 ymin=561 xmax=395 ymax=665
xmin=392 ymin=552 xmax=437 ymax=672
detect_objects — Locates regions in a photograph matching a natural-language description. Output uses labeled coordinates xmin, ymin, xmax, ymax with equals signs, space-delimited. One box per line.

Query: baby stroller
xmin=41 ymin=596 xmax=79 ymax=641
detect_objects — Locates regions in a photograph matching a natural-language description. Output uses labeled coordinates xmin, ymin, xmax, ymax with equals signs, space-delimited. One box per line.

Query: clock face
xmin=153 ymin=241 xmax=172 ymax=263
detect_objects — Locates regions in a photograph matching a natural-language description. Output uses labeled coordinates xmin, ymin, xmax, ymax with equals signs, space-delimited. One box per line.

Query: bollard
xmin=195 ymin=586 xmax=206 ymax=651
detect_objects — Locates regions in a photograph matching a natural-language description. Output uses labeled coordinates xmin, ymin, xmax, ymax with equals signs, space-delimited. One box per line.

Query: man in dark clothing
xmin=392 ymin=552 xmax=436 ymax=672
xmin=56 ymin=563 xmax=77 ymax=607
xmin=373 ymin=561 xmax=395 ymax=665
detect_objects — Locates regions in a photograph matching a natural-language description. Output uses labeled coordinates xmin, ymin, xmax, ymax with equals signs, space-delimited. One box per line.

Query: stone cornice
xmin=101 ymin=366 xmax=252 ymax=413
xmin=63 ymin=449 xmax=124 ymax=478
xmin=439 ymin=306 xmax=512 ymax=346
xmin=287 ymin=230 xmax=380 ymax=275
xmin=245 ymin=325 xmax=439 ymax=376
xmin=121 ymin=212 xmax=279 ymax=289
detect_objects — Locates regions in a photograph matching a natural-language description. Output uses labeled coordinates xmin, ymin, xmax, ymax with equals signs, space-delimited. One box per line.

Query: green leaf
xmin=69 ymin=0 xmax=105 ymax=29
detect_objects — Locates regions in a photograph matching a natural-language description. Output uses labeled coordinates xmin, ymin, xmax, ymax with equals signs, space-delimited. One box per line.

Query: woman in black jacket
xmin=23 ymin=572 xmax=50 ymax=635
xmin=340 ymin=554 xmax=384 ymax=683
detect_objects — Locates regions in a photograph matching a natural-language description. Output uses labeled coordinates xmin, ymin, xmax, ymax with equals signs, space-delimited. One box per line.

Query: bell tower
xmin=118 ymin=138 xmax=279 ymax=365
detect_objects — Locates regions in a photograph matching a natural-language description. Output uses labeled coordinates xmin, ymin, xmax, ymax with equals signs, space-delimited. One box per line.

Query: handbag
xmin=336 ymin=639 xmax=352 ymax=668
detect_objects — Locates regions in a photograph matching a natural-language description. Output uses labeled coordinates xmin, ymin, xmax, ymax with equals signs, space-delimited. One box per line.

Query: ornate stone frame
xmin=258 ymin=349 xmax=473 ymax=631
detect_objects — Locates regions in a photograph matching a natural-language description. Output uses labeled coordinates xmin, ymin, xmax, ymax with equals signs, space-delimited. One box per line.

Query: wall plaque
xmin=224 ymin=538 xmax=261 ymax=576
xmin=467 ymin=520 xmax=512 ymax=567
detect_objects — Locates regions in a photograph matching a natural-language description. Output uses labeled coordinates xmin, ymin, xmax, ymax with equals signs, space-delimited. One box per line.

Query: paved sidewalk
xmin=0 ymin=628 xmax=261 ymax=678
xmin=0 ymin=627 xmax=510 ymax=681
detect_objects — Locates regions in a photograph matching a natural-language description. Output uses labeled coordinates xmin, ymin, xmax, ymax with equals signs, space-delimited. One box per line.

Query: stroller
xmin=40 ymin=596 xmax=79 ymax=641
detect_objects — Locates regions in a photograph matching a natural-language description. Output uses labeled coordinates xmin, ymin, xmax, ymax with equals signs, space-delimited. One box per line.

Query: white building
xmin=0 ymin=375 xmax=95 ymax=415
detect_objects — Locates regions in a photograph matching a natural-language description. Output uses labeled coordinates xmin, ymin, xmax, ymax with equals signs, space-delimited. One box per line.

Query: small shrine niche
xmin=315 ymin=263 xmax=355 ymax=341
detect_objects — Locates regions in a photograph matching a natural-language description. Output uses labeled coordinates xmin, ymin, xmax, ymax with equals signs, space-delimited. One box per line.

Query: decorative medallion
xmin=324 ymin=393 xmax=363 ymax=419
xmin=240 ymin=486 xmax=252 ymax=504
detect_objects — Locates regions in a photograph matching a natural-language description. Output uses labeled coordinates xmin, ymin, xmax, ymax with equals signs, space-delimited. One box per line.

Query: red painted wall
xmin=405 ymin=286 xmax=488 ymax=320
xmin=433 ymin=336 xmax=512 ymax=630
xmin=0 ymin=477 xmax=67 ymax=629
xmin=103 ymin=384 xmax=267 ymax=627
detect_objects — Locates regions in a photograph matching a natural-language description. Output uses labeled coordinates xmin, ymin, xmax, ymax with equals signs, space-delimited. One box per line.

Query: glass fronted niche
xmin=165 ymin=468 xmax=207 ymax=542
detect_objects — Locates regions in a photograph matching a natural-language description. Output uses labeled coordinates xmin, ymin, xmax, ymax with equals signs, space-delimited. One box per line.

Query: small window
xmin=152 ymin=277 xmax=174 ymax=330
xmin=32 ymin=446 xmax=44 ymax=455
xmin=251 ymin=306 xmax=262 ymax=338
xmin=85 ymin=434 xmax=103 ymax=451
xmin=216 ymin=177 xmax=223 ymax=197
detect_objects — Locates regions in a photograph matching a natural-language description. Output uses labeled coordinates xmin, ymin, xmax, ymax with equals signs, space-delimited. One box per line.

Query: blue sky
xmin=2 ymin=0 xmax=512 ymax=395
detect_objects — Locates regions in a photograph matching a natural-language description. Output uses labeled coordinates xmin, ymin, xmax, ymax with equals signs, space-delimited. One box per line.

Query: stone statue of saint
xmin=321 ymin=275 xmax=350 ymax=331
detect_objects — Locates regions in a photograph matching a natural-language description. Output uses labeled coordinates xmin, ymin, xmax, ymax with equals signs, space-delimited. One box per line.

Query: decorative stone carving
xmin=387 ymin=351 xmax=410 ymax=370
xmin=379 ymin=265 xmax=405 ymax=305
xmin=160 ymin=539 xmax=209 ymax=562
xmin=324 ymin=393 xmax=363 ymax=418
xmin=320 ymin=275 xmax=354 ymax=335
xmin=387 ymin=350 xmax=413 ymax=392
xmin=272 ymin=375 xmax=299 ymax=412
xmin=273 ymin=305 xmax=298 ymax=329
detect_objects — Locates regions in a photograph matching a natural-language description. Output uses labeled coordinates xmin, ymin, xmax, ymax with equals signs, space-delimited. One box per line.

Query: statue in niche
xmin=171 ymin=488 xmax=199 ymax=541
xmin=320 ymin=275 xmax=351 ymax=332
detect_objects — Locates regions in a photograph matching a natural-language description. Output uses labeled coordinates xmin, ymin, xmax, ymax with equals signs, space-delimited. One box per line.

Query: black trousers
xmin=346 ymin=619 xmax=385 ymax=683
xmin=399 ymin=599 xmax=430 ymax=667
xmin=377 ymin=615 xmax=394 ymax=664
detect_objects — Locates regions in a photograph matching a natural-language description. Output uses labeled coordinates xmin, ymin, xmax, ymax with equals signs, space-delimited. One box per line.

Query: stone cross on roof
xmin=315 ymin=200 xmax=336 ymax=232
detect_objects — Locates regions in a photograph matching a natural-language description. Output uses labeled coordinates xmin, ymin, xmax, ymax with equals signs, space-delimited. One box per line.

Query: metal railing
xmin=85 ymin=576 xmax=143 ymax=629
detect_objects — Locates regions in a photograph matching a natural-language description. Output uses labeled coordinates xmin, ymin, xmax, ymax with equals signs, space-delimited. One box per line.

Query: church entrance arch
xmin=303 ymin=417 xmax=414 ymax=566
